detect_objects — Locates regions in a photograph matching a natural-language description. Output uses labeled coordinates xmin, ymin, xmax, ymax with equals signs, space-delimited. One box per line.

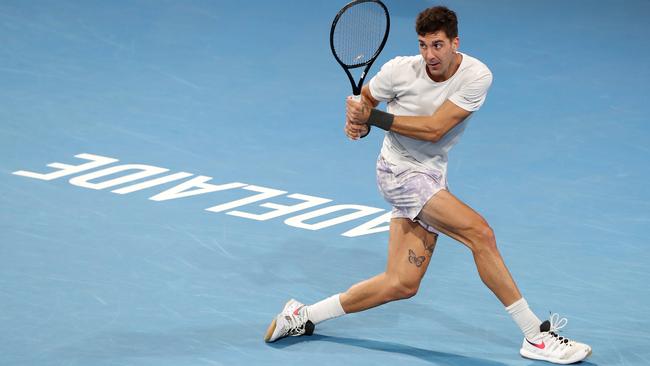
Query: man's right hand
xmin=344 ymin=117 xmax=369 ymax=140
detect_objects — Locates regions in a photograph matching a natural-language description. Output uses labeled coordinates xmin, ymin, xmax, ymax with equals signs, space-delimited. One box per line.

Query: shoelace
xmin=547 ymin=313 xmax=573 ymax=345
xmin=284 ymin=307 xmax=308 ymax=336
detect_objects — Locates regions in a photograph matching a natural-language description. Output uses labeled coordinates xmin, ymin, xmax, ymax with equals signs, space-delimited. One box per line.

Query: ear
xmin=452 ymin=37 xmax=460 ymax=52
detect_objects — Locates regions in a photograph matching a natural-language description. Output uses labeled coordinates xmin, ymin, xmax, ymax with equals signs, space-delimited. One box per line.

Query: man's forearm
xmin=359 ymin=109 xmax=440 ymax=142
xmin=389 ymin=115 xmax=442 ymax=142
xmin=365 ymin=99 xmax=471 ymax=142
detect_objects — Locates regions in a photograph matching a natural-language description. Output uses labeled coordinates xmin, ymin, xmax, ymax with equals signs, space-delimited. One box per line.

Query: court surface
xmin=2 ymin=1 xmax=649 ymax=365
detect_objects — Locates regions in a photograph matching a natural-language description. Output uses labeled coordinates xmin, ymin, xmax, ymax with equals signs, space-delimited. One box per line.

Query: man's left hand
xmin=346 ymin=96 xmax=371 ymax=125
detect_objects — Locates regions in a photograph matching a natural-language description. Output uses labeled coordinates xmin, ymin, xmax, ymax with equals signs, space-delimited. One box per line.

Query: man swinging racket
xmin=265 ymin=4 xmax=592 ymax=364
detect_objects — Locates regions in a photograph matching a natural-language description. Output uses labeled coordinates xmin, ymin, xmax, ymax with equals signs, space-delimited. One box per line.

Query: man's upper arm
xmin=435 ymin=69 xmax=492 ymax=138
xmin=431 ymin=99 xmax=473 ymax=139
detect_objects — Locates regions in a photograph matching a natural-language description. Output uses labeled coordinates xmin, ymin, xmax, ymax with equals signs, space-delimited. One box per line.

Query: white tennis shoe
xmin=264 ymin=299 xmax=315 ymax=343
xmin=520 ymin=313 xmax=592 ymax=364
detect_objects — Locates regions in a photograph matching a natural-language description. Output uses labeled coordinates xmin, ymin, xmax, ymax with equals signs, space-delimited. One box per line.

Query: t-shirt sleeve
xmin=448 ymin=69 xmax=493 ymax=112
xmin=368 ymin=58 xmax=398 ymax=102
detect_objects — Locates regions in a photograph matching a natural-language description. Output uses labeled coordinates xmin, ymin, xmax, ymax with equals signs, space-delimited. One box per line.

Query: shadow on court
xmin=269 ymin=334 xmax=509 ymax=366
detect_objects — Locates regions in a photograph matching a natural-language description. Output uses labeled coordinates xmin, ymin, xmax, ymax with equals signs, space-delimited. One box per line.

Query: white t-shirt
xmin=368 ymin=52 xmax=492 ymax=179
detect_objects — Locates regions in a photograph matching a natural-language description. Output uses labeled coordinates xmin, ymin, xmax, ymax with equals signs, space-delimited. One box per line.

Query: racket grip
xmin=351 ymin=94 xmax=361 ymax=102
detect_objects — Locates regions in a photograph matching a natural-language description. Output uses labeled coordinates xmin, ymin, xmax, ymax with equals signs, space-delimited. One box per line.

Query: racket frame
xmin=330 ymin=0 xmax=390 ymax=97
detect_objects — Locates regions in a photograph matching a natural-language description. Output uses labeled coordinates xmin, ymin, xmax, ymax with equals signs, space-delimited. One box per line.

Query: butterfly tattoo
xmin=408 ymin=249 xmax=425 ymax=267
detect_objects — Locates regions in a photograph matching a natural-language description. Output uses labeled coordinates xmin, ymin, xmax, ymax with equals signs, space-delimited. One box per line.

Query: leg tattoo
xmin=408 ymin=249 xmax=425 ymax=267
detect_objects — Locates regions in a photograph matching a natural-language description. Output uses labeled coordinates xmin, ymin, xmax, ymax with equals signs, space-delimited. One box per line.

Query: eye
xmin=434 ymin=43 xmax=443 ymax=49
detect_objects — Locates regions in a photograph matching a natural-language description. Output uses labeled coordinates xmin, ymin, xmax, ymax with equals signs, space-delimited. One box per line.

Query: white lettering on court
xmin=12 ymin=153 xmax=117 ymax=181
xmin=227 ymin=193 xmax=332 ymax=221
xmin=206 ymin=185 xmax=286 ymax=213
xmin=69 ymin=164 xmax=169 ymax=190
xmin=342 ymin=212 xmax=391 ymax=237
xmin=150 ymin=176 xmax=246 ymax=201
xmin=285 ymin=204 xmax=384 ymax=230
xmin=12 ymin=153 xmax=390 ymax=237
xmin=112 ymin=172 xmax=194 ymax=194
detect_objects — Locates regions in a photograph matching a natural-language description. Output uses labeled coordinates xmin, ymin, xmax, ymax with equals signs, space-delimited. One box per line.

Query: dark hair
xmin=415 ymin=6 xmax=458 ymax=39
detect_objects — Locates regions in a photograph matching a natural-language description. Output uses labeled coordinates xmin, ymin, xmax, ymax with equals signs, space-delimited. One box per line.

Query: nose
xmin=425 ymin=48 xmax=437 ymax=61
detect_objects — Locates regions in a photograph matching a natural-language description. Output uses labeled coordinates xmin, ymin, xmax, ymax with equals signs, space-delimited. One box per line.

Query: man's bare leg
xmin=264 ymin=218 xmax=436 ymax=342
xmin=339 ymin=218 xmax=438 ymax=313
xmin=417 ymin=189 xmax=521 ymax=306
xmin=415 ymin=190 xmax=592 ymax=363
xmin=415 ymin=190 xmax=544 ymax=342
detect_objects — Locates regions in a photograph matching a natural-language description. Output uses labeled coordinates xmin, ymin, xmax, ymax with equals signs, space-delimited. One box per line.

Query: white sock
xmin=506 ymin=297 xmax=542 ymax=340
xmin=303 ymin=294 xmax=346 ymax=324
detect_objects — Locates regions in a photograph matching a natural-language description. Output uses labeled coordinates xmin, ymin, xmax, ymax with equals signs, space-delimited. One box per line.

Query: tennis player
xmin=265 ymin=6 xmax=591 ymax=364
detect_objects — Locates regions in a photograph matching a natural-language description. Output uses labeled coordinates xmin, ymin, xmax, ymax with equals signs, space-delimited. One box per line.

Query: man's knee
xmin=469 ymin=223 xmax=497 ymax=253
xmin=386 ymin=275 xmax=420 ymax=301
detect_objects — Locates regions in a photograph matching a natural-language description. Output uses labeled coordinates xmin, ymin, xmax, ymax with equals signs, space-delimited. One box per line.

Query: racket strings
xmin=333 ymin=2 xmax=388 ymax=67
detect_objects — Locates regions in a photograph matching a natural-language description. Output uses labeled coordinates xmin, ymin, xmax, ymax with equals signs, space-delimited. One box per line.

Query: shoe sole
xmin=520 ymin=347 xmax=592 ymax=364
xmin=264 ymin=318 xmax=277 ymax=343
xmin=264 ymin=299 xmax=295 ymax=343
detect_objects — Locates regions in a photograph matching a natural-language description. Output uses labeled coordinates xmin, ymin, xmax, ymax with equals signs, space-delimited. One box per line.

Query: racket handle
xmin=351 ymin=94 xmax=361 ymax=102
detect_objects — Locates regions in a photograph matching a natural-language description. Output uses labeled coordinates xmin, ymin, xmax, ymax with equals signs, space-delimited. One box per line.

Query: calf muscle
xmin=418 ymin=190 xmax=522 ymax=306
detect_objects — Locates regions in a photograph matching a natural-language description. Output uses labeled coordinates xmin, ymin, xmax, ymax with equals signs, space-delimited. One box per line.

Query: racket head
xmin=330 ymin=0 xmax=390 ymax=94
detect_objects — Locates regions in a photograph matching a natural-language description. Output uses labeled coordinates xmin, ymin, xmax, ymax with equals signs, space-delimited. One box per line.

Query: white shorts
xmin=376 ymin=155 xmax=447 ymax=233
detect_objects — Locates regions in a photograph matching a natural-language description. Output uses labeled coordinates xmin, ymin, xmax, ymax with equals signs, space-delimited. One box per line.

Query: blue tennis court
xmin=2 ymin=1 xmax=649 ymax=365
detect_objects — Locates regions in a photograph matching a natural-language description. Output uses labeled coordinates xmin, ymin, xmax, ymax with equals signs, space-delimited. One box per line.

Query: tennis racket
xmin=330 ymin=0 xmax=390 ymax=101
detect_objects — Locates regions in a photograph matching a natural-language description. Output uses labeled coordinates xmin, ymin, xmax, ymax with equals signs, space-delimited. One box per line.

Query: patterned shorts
xmin=376 ymin=155 xmax=447 ymax=233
